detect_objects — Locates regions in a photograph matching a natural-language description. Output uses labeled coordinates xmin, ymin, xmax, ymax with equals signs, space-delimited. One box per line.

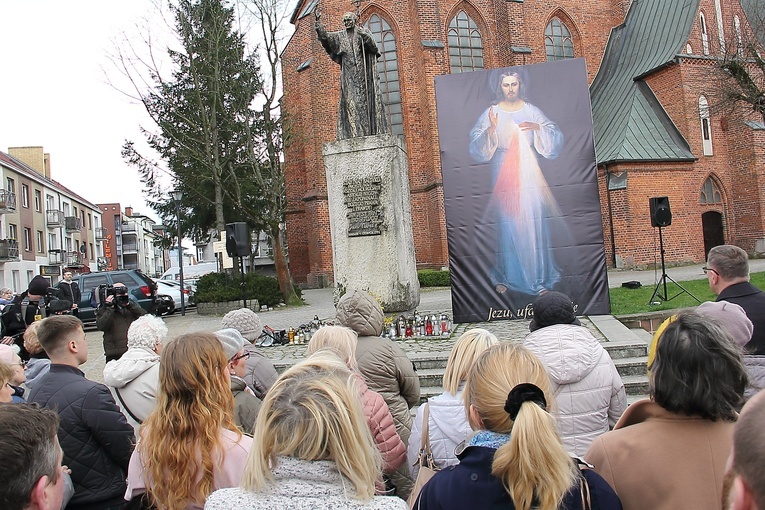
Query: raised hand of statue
xmin=314 ymin=7 xmax=321 ymax=21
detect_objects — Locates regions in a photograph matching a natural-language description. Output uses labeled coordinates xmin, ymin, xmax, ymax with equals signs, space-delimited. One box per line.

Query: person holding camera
xmin=0 ymin=275 xmax=50 ymax=361
xmin=97 ymin=283 xmax=146 ymax=362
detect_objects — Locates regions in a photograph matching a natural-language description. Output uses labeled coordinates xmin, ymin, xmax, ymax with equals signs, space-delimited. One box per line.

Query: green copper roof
xmin=591 ymin=0 xmax=700 ymax=164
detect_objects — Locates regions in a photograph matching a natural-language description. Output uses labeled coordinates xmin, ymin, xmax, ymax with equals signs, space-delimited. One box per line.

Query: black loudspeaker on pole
xmin=649 ymin=196 xmax=672 ymax=227
xmin=225 ymin=222 xmax=251 ymax=258
xmin=647 ymin=197 xmax=699 ymax=305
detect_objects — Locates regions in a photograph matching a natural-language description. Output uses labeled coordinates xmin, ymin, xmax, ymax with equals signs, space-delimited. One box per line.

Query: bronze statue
xmin=315 ymin=9 xmax=389 ymax=140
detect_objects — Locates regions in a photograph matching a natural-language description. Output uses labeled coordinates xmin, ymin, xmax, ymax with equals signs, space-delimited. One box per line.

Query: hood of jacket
xmin=335 ymin=290 xmax=384 ymax=337
xmin=523 ymin=324 xmax=604 ymax=385
xmin=103 ymin=347 xmax=160 ymax=388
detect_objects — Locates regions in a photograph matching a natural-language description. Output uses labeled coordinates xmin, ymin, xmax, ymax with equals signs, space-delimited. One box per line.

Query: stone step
xmin=629 ymin=327 xmax=654 ymax=343
xmin=621 ymin=374 xmax=650 ymax=396
xmin=602 ymin=340 xmax=648 ymax=359
xmin=613 ymin=356 xmax=648 ymax=377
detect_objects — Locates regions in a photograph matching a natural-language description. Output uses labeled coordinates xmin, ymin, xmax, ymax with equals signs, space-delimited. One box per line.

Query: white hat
xmin=214 ymin=328 xmax=247 ymax=360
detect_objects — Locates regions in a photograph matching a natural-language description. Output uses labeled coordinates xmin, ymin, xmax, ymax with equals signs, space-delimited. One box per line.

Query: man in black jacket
xmin=96 ymin=283 xmax=146 ymax=362
xmin=29 ymin=315 xmax=134 ymax=510
xmin=706 ymin=245 xmax=765 ymax=355
xmin=0 ymin=275 xmax=50 ymax=360
xmin=55 ymin=270 xmax=81 ymax=317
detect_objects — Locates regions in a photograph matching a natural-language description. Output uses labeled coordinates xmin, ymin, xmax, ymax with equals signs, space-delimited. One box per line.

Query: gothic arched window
xmin=545 ymin=17 xmax=575 ymax=61
xmin=699 ymin=96 xmax=713 ymax=156
xmin=365 ymin=14 xmax=403 ymax=135
xmin=447 ymin=11 xmax=484 ymax=73
xmin=700 ymin=176 xmax=722 ymax=205
xmin=700 ymin=12 xmax=710 ymax=55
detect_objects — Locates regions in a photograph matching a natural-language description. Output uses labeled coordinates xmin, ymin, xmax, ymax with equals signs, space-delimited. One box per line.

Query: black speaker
xmin=225 ymin=222 xmax=250 ymax=257
xmin=649 ymin=197 xmax=672 ymax=227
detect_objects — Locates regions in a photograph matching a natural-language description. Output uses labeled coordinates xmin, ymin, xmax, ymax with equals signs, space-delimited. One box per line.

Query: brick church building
xmin=281 ymin=0 xmax=765 ymax=287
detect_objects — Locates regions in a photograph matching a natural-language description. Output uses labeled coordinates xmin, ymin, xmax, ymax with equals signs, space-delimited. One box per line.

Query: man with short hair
xmin=0 ymin=403 xmax=66 ymax=510
xmin=29 ymin=315 xmax=134 ymax=510
xmin=55 ymin=271 xmax=81 ymax=316
xmin=707 ymin=245 xmax=765 ymax=355
xmin=707 ymin=245 xmax=765 ymax=398
xmin=725 ymin=390 xmax=765 ymax=509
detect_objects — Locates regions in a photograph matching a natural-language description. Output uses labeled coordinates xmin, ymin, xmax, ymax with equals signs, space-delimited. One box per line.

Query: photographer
xmin=97 ymin=283 xmax=146 ymax=362
xmin=0 ymin=275 xmax=51 ymax=360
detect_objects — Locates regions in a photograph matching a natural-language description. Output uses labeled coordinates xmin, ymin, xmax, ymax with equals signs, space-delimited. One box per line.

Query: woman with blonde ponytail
xmin=415 ymin=343 xmax=621 ymax=510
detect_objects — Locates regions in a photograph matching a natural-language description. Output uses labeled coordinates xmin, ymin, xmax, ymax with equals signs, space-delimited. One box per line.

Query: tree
xmin=716 ymin=1 xmax=765 ymax=124
xmin=115 ymin=0 xmax=299 ymax=303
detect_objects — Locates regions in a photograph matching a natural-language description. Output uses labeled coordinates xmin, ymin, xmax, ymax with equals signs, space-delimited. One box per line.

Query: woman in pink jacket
xmin=308 ymin=326 xmax=406 ymax=475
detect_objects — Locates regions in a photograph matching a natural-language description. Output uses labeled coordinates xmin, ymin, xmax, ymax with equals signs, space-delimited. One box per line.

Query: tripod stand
xmin=649 ymin=225 xmax=701 ymax=305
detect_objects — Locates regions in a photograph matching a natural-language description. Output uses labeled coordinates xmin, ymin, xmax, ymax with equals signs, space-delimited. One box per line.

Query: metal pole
xmin=176 ymin=202 xmax=185 ymax=316
xmin=240 ymin=256 xmax=247 ymax=309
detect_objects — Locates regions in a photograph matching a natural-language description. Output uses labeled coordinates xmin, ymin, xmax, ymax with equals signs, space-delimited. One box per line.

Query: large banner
xmin=435 ymin=58 xmax=610 ymax=323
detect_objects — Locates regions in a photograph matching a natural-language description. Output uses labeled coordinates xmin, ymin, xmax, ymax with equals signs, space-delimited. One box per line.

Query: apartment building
xmin=0 ymin=147 xmax=103 ymax=292
xmin=97 ymin=203 xmax=167 ymax=277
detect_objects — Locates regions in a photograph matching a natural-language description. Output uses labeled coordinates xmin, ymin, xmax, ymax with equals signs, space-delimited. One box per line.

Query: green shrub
xmin=418 ymin=269 xmax=451 ymax=287
xmin=195 ymin=272 xmax=300 ymax=307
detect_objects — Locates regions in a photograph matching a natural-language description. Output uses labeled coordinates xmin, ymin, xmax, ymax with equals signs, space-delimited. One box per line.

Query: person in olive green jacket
xmin=96 ymin=283 xmax=146 ymax=362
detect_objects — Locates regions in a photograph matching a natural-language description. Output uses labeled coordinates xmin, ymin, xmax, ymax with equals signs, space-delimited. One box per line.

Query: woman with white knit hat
xmin=221 ymin=308 xmax=278 ymax=399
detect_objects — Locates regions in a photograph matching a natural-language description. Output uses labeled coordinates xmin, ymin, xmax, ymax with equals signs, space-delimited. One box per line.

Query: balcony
xmin=65 ymin=251 xmax=83 ymax=266
xmin=48 ymin=249 xmax=63 ymax=265
xmin=95 ymin=227 xmax=108 ymax=240
xmin=46 ymin=210 xmax=65 ymax=228
xmin=121 ymin=223 xmax=138 ymax=235
xmin=122 ymin=242 xmax=138 ymax=254
xmin=0 ymin=239 xmax=19 ymax=261
xmin=65 ymin=216 xmax=82 ymax=233
xmin=0 ymin=190 xmax=17 ymax=213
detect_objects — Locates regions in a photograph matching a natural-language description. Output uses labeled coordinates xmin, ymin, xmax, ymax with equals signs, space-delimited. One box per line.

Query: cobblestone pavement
xmin=82 ymin=259 xmax=765 ymax=382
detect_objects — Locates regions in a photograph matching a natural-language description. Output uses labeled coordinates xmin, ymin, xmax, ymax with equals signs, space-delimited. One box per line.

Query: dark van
xmin=74 ymin=270 xmax=158 ymax=326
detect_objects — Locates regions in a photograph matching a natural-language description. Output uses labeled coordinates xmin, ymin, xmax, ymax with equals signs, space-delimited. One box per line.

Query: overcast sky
xmin=0 ymin=0 xmax=164 ymax=221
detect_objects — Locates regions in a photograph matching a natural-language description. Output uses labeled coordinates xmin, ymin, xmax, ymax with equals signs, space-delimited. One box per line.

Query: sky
xmin=0 ymin=0 xmax=167 ymax=222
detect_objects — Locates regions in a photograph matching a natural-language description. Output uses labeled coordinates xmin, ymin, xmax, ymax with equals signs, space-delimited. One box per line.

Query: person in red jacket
xmin=307 ymin=326 xmax=407 ymax=478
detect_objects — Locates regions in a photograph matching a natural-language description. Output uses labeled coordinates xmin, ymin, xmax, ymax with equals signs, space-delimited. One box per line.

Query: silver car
xmin=153 ymin=279 xmax=196 ymax=311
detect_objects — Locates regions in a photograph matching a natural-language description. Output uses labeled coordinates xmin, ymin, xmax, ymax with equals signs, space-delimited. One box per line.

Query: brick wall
xmin=282 ymin=0 xmax=764 ymax=285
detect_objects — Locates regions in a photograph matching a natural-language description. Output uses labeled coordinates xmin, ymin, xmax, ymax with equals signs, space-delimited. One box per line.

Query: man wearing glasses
xmin=706 ymin=245 xmax=765 ymax=397
xmin=215 ymin=328 xmax=261 ymax=434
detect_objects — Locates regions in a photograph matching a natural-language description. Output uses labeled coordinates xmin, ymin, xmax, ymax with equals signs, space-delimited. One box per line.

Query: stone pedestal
xmin=323 ymin=134 xmax=420 ymax=312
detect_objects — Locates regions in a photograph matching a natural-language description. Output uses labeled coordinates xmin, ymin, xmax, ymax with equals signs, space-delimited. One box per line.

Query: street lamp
xmin=172 ymin=190 xmax=185 ymax=316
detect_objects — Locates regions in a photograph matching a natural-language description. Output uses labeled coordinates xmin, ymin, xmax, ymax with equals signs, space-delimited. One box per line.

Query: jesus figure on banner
xmin=469 ymin=71 xmax=564 ymax=297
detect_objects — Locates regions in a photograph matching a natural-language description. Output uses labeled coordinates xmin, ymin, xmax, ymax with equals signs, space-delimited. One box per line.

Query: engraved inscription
xmin=343 ymin=178 xmax=383 ymax=237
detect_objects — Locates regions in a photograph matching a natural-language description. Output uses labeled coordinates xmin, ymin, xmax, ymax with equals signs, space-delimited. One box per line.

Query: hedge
xmin=417 ymin=269 xmax=451 ymax=287
xmin=195 ymin=272 xmax=300 ymax=307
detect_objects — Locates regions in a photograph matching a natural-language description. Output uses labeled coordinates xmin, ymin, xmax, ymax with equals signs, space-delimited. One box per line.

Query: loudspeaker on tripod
xmin=649 ymin=196 xmax=672 ymax=227
xmin=225 ymin=222 xmax=250 ymax=257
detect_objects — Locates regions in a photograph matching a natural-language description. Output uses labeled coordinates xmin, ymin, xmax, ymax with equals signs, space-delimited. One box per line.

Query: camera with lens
xmin=97 ymin=284 xmax=130 ymax=308
xmin=43 ymin=287 xmax=72 ymax=316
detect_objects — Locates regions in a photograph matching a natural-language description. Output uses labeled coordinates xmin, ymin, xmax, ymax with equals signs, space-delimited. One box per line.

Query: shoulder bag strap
xmin=115 ymin=386 xmax=143 ymax=425
xmin=419 ymin=402 xmax=430 ymax=452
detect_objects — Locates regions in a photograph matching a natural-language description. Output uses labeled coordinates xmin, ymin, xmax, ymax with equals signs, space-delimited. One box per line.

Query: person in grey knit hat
xmin=221 ymin=309 xmax=278 ymax=399
xmin=215 ymin=328 xmax=262 ymax=434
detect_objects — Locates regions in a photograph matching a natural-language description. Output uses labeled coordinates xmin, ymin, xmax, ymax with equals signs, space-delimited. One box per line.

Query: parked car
xmin=154 ymin=279 xmax=196 ymax=311
xmin=74 ymin=270 xmax=158 ymax=326
xmin=153 ymin=294 xmax=176 ymax=316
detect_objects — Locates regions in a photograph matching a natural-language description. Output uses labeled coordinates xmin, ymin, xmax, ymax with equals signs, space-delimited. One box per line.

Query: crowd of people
xmin=1 ymin=244 xmax=765 ymax=510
